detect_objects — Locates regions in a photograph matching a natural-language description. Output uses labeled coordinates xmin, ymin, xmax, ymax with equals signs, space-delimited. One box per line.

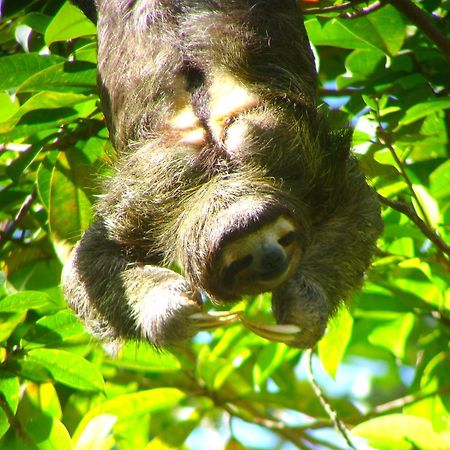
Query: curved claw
xmin=189 ymin=310 xmax=241 ymax=331
xmin=241 ymin=317 xmax=301 ymax=344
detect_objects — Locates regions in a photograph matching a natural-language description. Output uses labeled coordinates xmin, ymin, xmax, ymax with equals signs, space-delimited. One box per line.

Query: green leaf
xmin=336 ymin=5 xmax=405 ymax=55
xmin=368 ymin=313 xmax=415 ymax=360
xmin=48 ymin=149 xmax=94 ymax=261
xmin=412 ymin=184 xmax=441 ymax=228
xmin=25 ymin=415 xmax=73 ymax=450
xmin=318 ymin=307 xmax=353 ymax=378
xmin=145 ymin=412 xmax=201 ymax=450
xmin=400 ymin=99 xmax=450 ymax=126
xmin=20 ymin=12 xmax=52 ymax=34
xmin=0 ymin=312 xmax=26 ymax=341
xmin=26 ymin=383 xmax=63 ymax=419
xmin=0 ymin=91 xmax=95 ymax=134
xmin=0 ymin=93 xmax=20 ymax=121
xmin=26 ymin=349 xmax=105 ymax=392
xmin=406 ymin=353 xmax=450 ymax=432
xmin=253 ymin=343 xmax=289 ymax=388
xmin=0 ymin=374 xmax=20 ymax=439
xmin=111 ymin=342 xmax=181 ymax=373
xmin=430 ymin=160 xmax=450 ymax=200
xmin=338 ymin=48 xmax=385 ymax=88
xmin=73 ymin=388 xmax=186 ymax=443
xmin=353 ymin=414 xmax=450 ymax=450
xmin=306 ymin=18 xmax=374 ymax=50
xmin=73 ymin=414 xmax=117 ymax=450
xmin=23 ymin=310 xmax=86 ymax=349
xmin=0 ymin=54 xmax=64 ymax=90
xmin=0 ymin=291 xmax=59 ymax=314
xmin=306 ymin=5 xmax=405 ymax=54
xmin=45 ymin=1 xmax=96 ymax=45
xmin=17 ymin=61 xmax=97 ymax=94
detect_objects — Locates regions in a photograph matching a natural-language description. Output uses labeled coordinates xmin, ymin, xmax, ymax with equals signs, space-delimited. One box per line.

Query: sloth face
xmin=213 ymin=215 xmax=302 ymax=299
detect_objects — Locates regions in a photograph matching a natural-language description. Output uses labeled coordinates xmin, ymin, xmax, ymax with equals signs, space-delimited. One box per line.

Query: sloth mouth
xmin=258 ymin=261 xmax=289 ymax=281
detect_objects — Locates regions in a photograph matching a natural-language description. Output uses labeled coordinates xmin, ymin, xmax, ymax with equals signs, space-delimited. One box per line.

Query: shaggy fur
xmin=64 ymin=0 xmax=383 ymax=347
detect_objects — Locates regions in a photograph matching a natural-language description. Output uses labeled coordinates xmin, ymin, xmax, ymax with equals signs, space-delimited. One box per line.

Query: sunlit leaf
xmin=27 ymin=349 xmax=105 ymax=392
xmin=353 ymin=414 xmax=450 ymax=450
xmin=45 ymin=1 xmax=96 ymax=45
xmin=318 ymin=306 xmax=353 ymax=378
xmin=73 ymin=388 xmax=186 ymax=443
xmin=23 ymin=310 xmax=86 ymax=349
xmin=0 ymin=54 xmax=64 ymax=90
xmin=412 ymin=185 xmax=441 ymax=229
xmin=0 ymin=375 xmax=20 ymax=439
xmin=25 ymin=415 xmax=73 ymax=450
xmin=73 ymin=414 xmax=117 ymax=450
xmin=400 ymin=99 xmax=450 ymax=126
xmin=368 ymin=313 xmax=415 ymax=360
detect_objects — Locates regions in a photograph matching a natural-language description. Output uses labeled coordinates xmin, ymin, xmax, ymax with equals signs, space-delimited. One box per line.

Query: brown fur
xmin=64 ymin=0 xmax=383 ymax=348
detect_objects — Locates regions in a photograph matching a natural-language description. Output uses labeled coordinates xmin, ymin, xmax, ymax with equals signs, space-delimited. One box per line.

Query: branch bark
xmin=377 ymin=194 xmax=450 ymax=259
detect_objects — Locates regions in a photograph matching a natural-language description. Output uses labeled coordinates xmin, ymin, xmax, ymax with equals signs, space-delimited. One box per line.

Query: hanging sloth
xmin=63 ymin=0 xmax=383 ymax=348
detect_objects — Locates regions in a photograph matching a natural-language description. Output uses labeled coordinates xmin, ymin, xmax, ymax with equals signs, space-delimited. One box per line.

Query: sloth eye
xmin=223 ymin=254 xmax=253 ymax=283
xmin=278 ymin=231 xmax=297 ymax=247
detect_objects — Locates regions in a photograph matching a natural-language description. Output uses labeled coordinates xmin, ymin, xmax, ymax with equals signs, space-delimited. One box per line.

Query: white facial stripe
xmin=221 ymin=215 xmax=297 ymax=267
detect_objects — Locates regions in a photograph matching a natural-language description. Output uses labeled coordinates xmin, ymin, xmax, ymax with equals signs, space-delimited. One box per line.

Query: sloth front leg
xmin=62 ymin=221 xmax=237 ymax=347
xmin=268 ymin=164 xmax=382 ymax=348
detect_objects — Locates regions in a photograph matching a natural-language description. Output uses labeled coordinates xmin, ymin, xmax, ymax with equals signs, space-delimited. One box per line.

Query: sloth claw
xmin=241 ymin=317 xmax=301 ymax=344
xmin=189 ymin=311 xmax=241 ymax=331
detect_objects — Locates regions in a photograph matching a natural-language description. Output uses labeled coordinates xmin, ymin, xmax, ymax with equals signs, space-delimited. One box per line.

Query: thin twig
xmin=377 ymin=194 xmax=450 ymax=259
xmin=0 ymin=393 xmax=35 ymax=447
xmin=302 ymin=0 xmax=369 ymax=15
xmin=373 ymin=384 xmax=450 ymax=415
xmin=0 ymin=187 xmax=36 ymax=250
xmin=341 ymin=1 xmax=383 ymax=19
xmin=305 ymin=350 xmax=357 ymax=450
xmin=376 ymin=127 xmax=432 ymax=229
xmin=385 ymin=0 xmax=450 ymax=60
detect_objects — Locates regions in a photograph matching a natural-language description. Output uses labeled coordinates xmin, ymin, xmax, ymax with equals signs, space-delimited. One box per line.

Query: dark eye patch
xmin=278 ymin=231 xmax=298 ymax=247
xmin=223 ymin=254 xmax=253 ymax=285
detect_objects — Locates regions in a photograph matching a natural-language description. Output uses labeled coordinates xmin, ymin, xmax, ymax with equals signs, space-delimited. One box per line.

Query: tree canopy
xmin=0 ymin=1 xmax=449 ymax=449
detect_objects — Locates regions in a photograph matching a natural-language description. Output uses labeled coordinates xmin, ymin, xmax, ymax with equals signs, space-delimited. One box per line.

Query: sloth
xmin=63 ymin=0 xmax=383 ymax=348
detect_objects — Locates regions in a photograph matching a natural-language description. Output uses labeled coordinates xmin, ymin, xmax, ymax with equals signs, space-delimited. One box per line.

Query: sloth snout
xmin=259 ymin=244 xmax=289 ymax=279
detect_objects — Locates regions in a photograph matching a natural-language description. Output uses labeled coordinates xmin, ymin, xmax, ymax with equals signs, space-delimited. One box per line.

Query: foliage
xmin=0 ymin=1 xmax=449 ymax=449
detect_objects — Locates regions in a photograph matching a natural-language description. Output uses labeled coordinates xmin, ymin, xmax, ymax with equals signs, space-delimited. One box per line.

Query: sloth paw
xmin=270 ymin=275 xmax=331 ymax=348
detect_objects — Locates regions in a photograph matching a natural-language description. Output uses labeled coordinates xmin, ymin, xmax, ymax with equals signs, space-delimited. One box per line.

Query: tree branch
xmin=384 ymin=0 xmax=450 ymax=60
xmin=341 ymin=1 xmax=383 ymax=19
xmin=377 ymin=194 xmax=450 ymax=259
xmin=301 ymin=0 xmax=370 ymax=15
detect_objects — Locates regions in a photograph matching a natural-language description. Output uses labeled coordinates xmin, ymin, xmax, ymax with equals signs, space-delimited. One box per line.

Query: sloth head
xmin=175 ymin=176 xmax=309 ymax=303
xmin=209 ymin=214 xmax=302 ymax=300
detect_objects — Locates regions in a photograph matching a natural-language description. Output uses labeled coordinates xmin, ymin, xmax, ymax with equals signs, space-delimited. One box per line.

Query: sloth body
xmin=63 ymin=0 xmax=383 ymax=348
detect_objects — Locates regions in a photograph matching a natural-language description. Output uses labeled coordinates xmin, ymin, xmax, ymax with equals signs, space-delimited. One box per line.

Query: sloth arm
xmin=62 ymin=220 xmax=236 ymax=348
xmin=270 ymin=157 xmax=383 ymax=348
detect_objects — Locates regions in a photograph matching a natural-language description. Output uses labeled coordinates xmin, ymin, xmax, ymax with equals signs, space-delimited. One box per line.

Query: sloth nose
xmin=259 ymin=244 xmax=288 ymax=279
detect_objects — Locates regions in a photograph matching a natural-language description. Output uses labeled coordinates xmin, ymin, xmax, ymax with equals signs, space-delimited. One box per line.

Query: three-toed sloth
xmin=64 ymin=0 xmax=383 ymax=348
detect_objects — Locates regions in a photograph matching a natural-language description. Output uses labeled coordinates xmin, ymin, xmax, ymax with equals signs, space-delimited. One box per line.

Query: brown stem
xmin=301 ymin=0 xmax=369 ymax=15
xmin=377 ymin=194 xmax=450 ymax=259
xmin=341 ymin=1 xmax=383 ymax=19
xmin=0 ymin=188 xmax=36 ymax=250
